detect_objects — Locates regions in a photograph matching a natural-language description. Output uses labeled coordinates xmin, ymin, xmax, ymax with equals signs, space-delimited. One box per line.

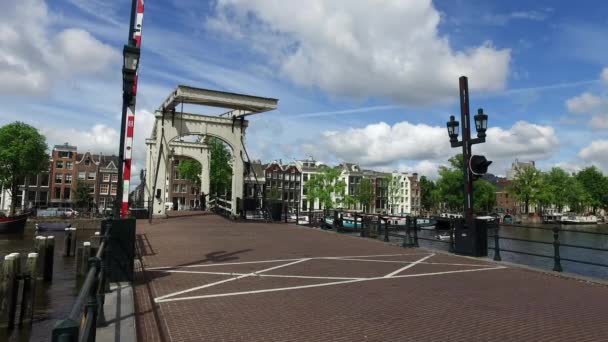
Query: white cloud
xmin=208 ymin=0 xmax=511 ymax=105
xmin=0 ymin=0 xmax=118 ymax=95
xmin=483 ymin=10 xmax=549 ymax=26
xmin=565 ymin=92 xmax=602 ymax=114
xmin=578 ymin=140 xmax=608 ymax=172
xmin=590 ymin=114 xmax=608 ymax=130
xmin=602 ymin=67 xmax=608 ymax=84
xmin=307 ymin=120 xmax=558 ymax=176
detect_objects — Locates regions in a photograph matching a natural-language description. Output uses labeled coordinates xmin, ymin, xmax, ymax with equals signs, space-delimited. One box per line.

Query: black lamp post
xmin=446 ymin=76 xmax=491 ymax=229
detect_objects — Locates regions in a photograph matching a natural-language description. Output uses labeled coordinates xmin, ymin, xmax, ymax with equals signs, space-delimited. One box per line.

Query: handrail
xmin=492 ymin=225 xmax=608 ymax=273
xmin=52 ymin=223 xmax=111 ymax=341
xmin=500 ymin=223 xmax=608 ymax=236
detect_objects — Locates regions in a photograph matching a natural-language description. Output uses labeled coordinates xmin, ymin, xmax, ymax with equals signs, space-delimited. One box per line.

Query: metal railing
xmin=52 ymin=223 xmax=112 ymax=342
xmin=491 ymin=224 xmax=608 ymax=273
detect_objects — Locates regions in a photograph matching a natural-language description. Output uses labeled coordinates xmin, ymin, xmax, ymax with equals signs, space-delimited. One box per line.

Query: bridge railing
xmin=51 ymin=222 xmax=112 ymax=341
xmin=491 ymin=223 xmax=608 ymax=273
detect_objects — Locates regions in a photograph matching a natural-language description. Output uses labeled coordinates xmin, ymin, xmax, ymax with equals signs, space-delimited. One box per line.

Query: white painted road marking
xmin=155 ymin=258 xmax=311 ymax=301
xmin=155 ymin=266 xmax=506 ymax=303
xmin=383 ymin=254 xmax=436 ymax=278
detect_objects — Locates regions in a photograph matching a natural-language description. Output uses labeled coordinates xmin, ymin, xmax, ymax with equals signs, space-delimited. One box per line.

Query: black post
xmin=413 ymin=217 xmax=419 ymax=247
xmin=493 ymin=225 xmax=502 ymax=261
xmin=360 ymin=215 xmax=366 ymax=237
xmin=458 ymin=76 xmax=474 ymax=230
xmin=354 ymin=214 xmax=358 ymax=232
xmin=296 ymin=204 xmax=299 ymax=225
xmin=553 ymin=226 xmax=563 ymax=272
xmin=403 ymin=216 xmax=411 ymax=247
xmin=448 ymin=219 xmax=455 ymax=253
xmin=383 ymin=217 xmax=389 ymax=242
xmin=284 ymin=202 xmax=287 ymax=223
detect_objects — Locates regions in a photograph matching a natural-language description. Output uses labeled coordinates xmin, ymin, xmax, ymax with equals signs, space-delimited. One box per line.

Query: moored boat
xmin=36 ymin=222 xmax=72 ymax=231
xmin=560 ymin=214 xmax=598 ymax=225
xmin=0 ymin=214 xmax=28 ymax=234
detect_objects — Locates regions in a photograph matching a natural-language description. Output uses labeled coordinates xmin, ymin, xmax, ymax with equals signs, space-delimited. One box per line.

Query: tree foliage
xmin=419 ymin=176 xmax=437 ymax=212
xmin=473 ymin=179 xmax=496 ymax=213
xmin=0 ymin=122 xmax=48 ymax=216
xmin=435 ymin=155 xmax=465 ymax=211
xmin=355 ymin=178 xmax=374 ymax=212
xmin=507 ymin=165 xmax=542 ymax=214
xmin=387 ymin=175 xmax=401 ymax=214
xmin=303 ymin=167 xmax=346 ymax=210
xmin=178 ymin=159 xmax=202 ymax=190
xmin=208 ymin=137 xmax=232 ymax=196
xmin=73 ymin=184 xmax=95 ymax=210
xmin=575 ymin=166 xmax=608 ymax=213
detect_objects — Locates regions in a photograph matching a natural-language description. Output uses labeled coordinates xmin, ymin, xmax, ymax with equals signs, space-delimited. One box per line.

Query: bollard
xmin=0 ymin=253 xmax=20 ymax=328
xmin=70 ymin=228 xmax=78 ymax=256
xmin=413 ymin=217 xmax=419 ymax=247
xmin=448 ymin=219 xmax=455 ymax=253
xmin=63 ymin=228 xmax=72 ymax=257
xmin=91 ymin=232 xmax=101 ymax=256
xmin=82 ymin=242 xmax=92 ymax=275
xmin=35 ymin=236 xmax=47 ymax=278
xmin=552 ymin=226 xmax=563 ymax=272
xmin=284 ymin=204 xmax=288 ymax=223
xmin=383 ymin=217 xmax=389 ymax=242
xmin=76 ymin=247 xmax=84 ymax=276
xmin=493 ymin=225 xmax=502 ymax=261
xmin=19 ymin=253 xmax=38 ymax=325
xmin=402 ymin=216 xmax=410 ymax=247
xmin=44 ymin=236 xmax=55 ymax=282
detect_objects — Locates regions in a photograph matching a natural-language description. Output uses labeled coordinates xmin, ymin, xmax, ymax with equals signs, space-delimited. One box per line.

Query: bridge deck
xmin=134 ymin=215 xmax=608 ymax=342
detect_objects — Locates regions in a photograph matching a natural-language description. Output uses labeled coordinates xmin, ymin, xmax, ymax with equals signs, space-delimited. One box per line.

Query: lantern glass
xmin=474 ymin=109 xmax=488 ymax=133
xmin=446 ymin=115 xmax=459 ymax=139
xmin=123 ymin=45 xmax=140 ymax=72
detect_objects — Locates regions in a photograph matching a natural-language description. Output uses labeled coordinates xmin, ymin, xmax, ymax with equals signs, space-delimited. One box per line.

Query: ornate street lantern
xmin=446 ymin=115 xmax=460 ymax=144
xmin=122 ymin=44 xmax=140 ymax=95
xmin=474 ymin=108 xmax=488 ymax=139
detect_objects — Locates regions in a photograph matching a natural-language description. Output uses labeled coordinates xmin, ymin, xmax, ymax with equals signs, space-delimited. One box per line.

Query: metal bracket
xmin=171 ymin=108 xmax=176 ymax=127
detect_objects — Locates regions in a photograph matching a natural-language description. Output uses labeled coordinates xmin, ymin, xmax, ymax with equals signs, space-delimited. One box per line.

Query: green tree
xmin=575 ymin=166 xmax=608 ymax=214
xmin=342 ymin=194 xmax=357 ymax=209
xmin=387 ymin=175 xmax=401 ymax=214
xmin=178 ymin=159 xmax=202 ymax=191
xmin=507 ymin=165 xmax=542 ymax=214
xmin=354 ymin=178 xmax=374 ymax=212
xmin=0 ymin=122 xmax=48 ymax=216
xmin=473 ymin=179 xmax=496 ymax=213
xmin=544 ymin=167 xmax=570 ymax=212
xmin=419 ymin=176 xmax=437 ymax=212
xmin=208 ymin=137 xmax=232 ymax=196
xmin=564 ymin=177 xmax=592 ymax=213
xmin=303 ymin=167 xmax=346 ymax=210
xmin=73 ymin=184 xmax=95 ymax=211
xmin=435 ymin=155 xmax=465 ymax=211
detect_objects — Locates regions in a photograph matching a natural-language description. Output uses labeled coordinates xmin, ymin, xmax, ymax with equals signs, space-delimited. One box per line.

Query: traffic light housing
xmin=470 ymin=155 xmax=492 ymax=179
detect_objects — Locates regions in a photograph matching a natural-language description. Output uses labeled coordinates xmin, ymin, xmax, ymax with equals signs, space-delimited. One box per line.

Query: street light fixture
xmin=446 ymin=115 xmax=460 ymax=145
xmin=122 ymin=44 xmax=140 ymax=96
xmin=473 ymin=108 xmax=488 ymax=139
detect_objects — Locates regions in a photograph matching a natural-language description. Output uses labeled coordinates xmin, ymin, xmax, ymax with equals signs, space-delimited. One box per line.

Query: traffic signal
xmin=469 ymin=155 xmax=492 ymax=179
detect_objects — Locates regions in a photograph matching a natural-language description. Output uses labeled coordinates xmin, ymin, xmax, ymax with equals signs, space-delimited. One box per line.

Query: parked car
xmin=57 ymin=208 xmax=79 ymax=218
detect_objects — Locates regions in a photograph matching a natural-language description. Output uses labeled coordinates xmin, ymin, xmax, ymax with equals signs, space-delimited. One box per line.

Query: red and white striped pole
xmin=120 ymin=0 xmax=145 ymax=218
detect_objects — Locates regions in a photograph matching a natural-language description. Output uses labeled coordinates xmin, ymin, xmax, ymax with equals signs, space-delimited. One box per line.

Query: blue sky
xmin=1 ymin=0 xmax=607 ymax=184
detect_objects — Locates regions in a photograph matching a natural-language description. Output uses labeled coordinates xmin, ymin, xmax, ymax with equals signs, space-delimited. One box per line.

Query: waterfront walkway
xmin=134 ymin=215 xmax=608 ymax=342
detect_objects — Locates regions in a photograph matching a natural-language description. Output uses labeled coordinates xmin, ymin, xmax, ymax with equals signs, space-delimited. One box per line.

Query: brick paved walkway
xmin=134 ymin=215 xmax=608 ymax=342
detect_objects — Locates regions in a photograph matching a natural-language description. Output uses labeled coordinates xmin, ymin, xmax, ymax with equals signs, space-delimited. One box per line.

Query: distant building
xmin=495 ymin=179 xmax=517 ymax=214
xmin=506 ymin=159 xmax=535 ymax=180
xmin=97 ymin=155 xmax=119 ymax=213
xmin=264 ymin=160 xmax=301 ymax=212
xmin=50 ymin=143 xmax=78 ymax=207
xmin=168 ymin=157 xmax=200 ymax=210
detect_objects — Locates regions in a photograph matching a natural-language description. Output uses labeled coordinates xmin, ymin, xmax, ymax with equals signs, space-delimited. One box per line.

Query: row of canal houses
xmin=244 ymin=158 xmax=421 ymax=216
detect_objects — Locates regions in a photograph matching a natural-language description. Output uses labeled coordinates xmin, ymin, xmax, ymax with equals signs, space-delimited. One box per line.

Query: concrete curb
xmin=96 ymin=282 xmax=137 ymax=342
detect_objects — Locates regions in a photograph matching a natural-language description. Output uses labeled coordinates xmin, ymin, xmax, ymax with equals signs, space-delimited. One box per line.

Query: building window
xmin=63 ymin=188 xmax=71 ymax=200
xmin=40 ymin=191 xmax=48 ymax=204
xmin=40 ymin=174 xmax=49 ymax=187
xmin=66 ymin=162 xmax=73 ymax=170
xmin=100 ymin=184 xmax=109 ymax=195
xmin=89 ymin=186 xmax=95 ymax=194
xmin=54 ymin=187 xmax=61 ymax=199
xmin=65 ymin=174 xmax=72 ymax=184
xmin=103 ymin=174 xmax=110 ymax=182
xmin=303 ymin=174 xmax=308 ymax=182
xmin=99 ymin=197 xmax=106 ymax=209
xmin=88 ymin=172 xmax=96 ymax=180
xmin=110 ymin=185 xmax=117 ymax=195
xmin=174 ymin=171 xmax=181 ymax=180
xmin=28 ymin=191 xmax=36 ymax=201
xmin=111 ymin=174 xmax=118 ymax=183
xmin=173 ymin=184 xmax=179 ymax=193
xmin=56 ymin=161 xmax=63 ymax=169
xmin=78 ymin=172 xmax=86 ymax=180
xmin=55 ymin=174 xmax=62 ymax=184
xmin=28 ymin=175 xmax=37 ymax=186
xmin=180 ymin=184 xmax=187 ymax=193
xmin=85 ymin=159 xmax=90 ymax=166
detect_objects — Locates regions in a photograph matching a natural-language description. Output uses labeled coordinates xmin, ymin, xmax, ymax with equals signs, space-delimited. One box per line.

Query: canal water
xmin=0 ymin=223 xmax=98 ymax=342
xmin=414 ymin=223 xmax=608 ymax=279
